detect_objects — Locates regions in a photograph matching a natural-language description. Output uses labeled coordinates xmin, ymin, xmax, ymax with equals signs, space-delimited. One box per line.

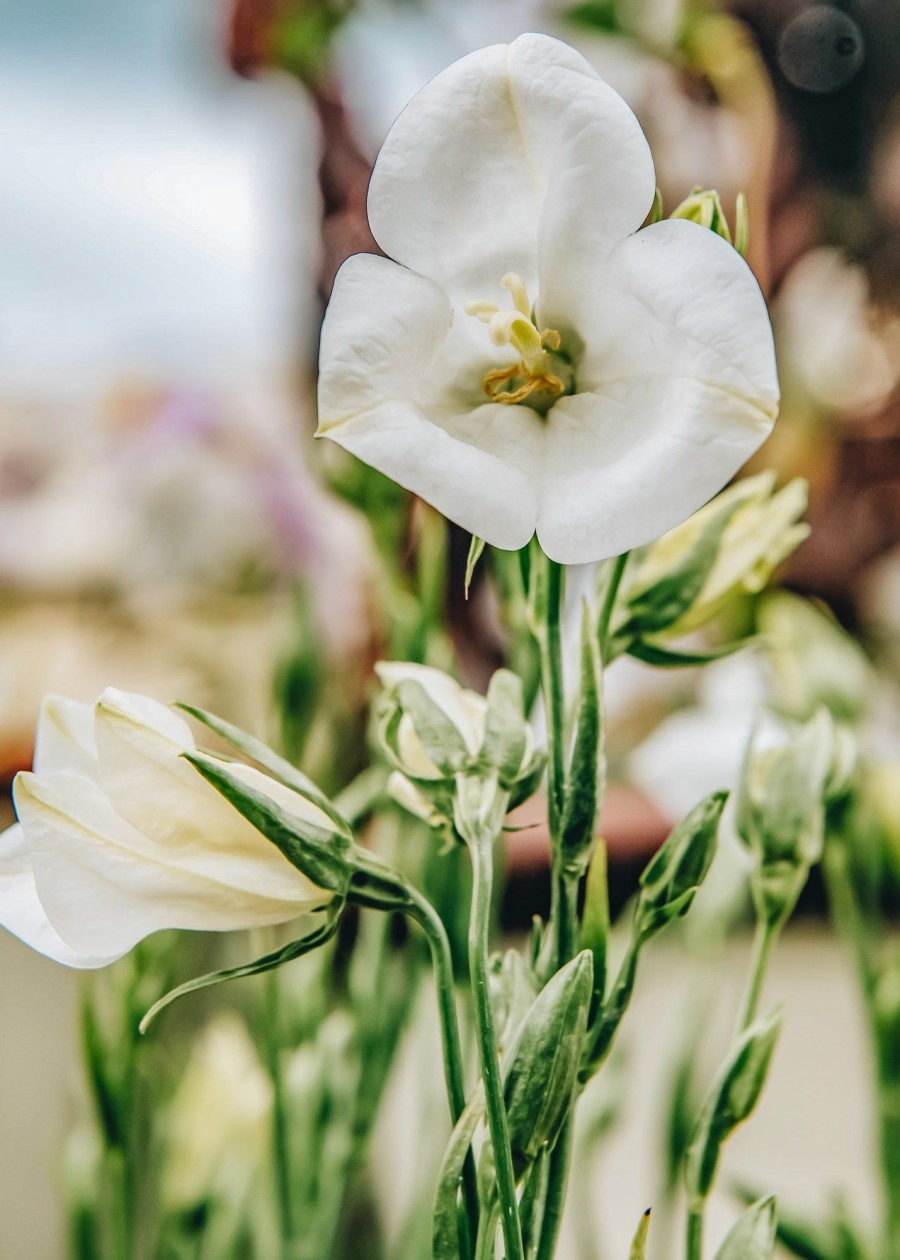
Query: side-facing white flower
xmin=317 ymin=33 xmax=779 ymax=564
xmin=0 ymin=689 xmax=335 ymax=968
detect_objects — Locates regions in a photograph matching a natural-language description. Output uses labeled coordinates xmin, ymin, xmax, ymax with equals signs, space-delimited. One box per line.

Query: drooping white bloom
xmin=317 ymin=33 xmax=779 ymax=564
xmin=0 ymin=689 xmax=334 ymax=968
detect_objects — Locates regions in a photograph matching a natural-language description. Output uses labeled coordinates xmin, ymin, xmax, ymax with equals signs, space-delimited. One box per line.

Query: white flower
xmin=0 ymin=689 xmax=334 ymax=968
xmin=317 ymin=33 xmax=779 ymax=564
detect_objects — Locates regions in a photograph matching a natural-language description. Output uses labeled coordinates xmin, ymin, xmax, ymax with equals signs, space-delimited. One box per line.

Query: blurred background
xmin=2 ymin=0 xmax=900 ymax=1256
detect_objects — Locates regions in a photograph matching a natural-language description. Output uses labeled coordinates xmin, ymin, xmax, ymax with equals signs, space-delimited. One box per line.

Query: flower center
xmin=465 ymin=274 xmax=573 ymax=415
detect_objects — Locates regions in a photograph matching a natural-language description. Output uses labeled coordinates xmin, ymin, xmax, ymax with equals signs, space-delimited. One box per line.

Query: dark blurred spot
xmin=778 ymin=5 xmax=865 ymax=94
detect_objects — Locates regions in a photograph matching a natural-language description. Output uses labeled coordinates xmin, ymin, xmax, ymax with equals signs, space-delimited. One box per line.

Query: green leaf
xmin=627 ymin=637 xmax=757 ymax=668
xmin=480 ymin=670 xmax=529 ymax=786
xmin=566 ymin=0 xmax=624 ymax=33
xmin=139 ymin=908 xmax=342 ymax=1032
xmin=396 ymin=680 xmax=470 ymax=774
xmin=686 ymin=1008 xmax=782 ymax=1199
xmin=580 ymin=840 xmax=609 ymax=1016
xmin=715 ymin=1197 xmax=777 ymax=1260
xmin=504 ymin=951 xmax=593 ymax=1173
xmin=177 ymin=702 xmax=350 ymax=836
xmin=629 ymin=1209 xmax=652 ymax=1260
xmin=465 ymin=536 xmax=486 ymax=599
xmin=735 ymin=192 xmax=750 ymax=258
xmin=432 ymin=1087 xmax=486 ymax=1260
xmin=184 ymin=752 xmax=353 ymax=895
xmin=559 ymin=603 xmax=604 ymax=875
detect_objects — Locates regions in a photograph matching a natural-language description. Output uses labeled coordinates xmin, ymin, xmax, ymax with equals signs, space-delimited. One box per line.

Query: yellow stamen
xmin=467 ymin=273 xmax=567 ymax=408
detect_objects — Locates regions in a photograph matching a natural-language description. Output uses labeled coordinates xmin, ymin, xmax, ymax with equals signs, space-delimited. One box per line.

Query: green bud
xmin=670 ymin=187 xmax=743 ymax=246
xmin=638 ymin=793 xmax=727 ymax=933
xmin=736 ymin=711 xmax=836 ymax=922
xmin=617 ymin=474 xmax=809 ymax=650
xmin=686 ymin=1008 xmax=782 ymax=1200
xmin=760 ymin=593 xmax=873 ymax=725
xmin=715 ymin=1197 xmax=777 ymax=1260
xmin=504 ymin=951 xmax=594 ymax=1173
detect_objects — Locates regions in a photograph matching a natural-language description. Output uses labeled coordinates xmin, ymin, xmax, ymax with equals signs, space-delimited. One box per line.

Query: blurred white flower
xmin=163 ymin=1013 xmax=272 ymax=1211
xmin=317 ymin=33 xmax=779 ymax=564
xmin=0 ymin=689 xmax=335 ymax=968
xmin=775 ymin=248 xmax=900 ymax=414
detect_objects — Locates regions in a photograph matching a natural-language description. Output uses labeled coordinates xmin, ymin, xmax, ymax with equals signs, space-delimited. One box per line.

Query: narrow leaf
xmin=559 ymin=602 xmax=604 ymax=873
xmin=185 ymin=752 xmax=352 ymax=894
xmin=686 ymin=1008 xmax=782 ymax=1198
xmin=177 ymin=701 xmax=350 ymax=834
xmin=139 ymin=909 xmax=341 ymax=1032
xmin=629 ymin=1209 xmax=652 ymax=1260
xmin=480 ymin=670 xmax=528 ymax=785
xmin=580 ymin=839 xmax=609 ymax=1015
xmin=628 ymin=637 xmax=757 ymax=669
xmin=715 ymin=1197 xmax=777 ymax=1260
xmin=433 ymin=1088 xmax=486 ymax=1260
xmin=465 ymin=536 xmax=486 ymax=599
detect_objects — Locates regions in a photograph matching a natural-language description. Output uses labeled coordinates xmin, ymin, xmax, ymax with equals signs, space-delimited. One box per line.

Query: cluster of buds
xmin=611 ymin=472 xmax=809 ymax=663
xmin=375 ymin=662 xmax=544 ymax=843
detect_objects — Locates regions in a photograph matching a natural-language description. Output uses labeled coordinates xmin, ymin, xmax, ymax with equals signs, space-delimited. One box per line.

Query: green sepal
xmin=620 ymin=493 xmax=747 ymax=640
xmin=715 ymin=1197 xmax=777 ymax=1260
xmin=465 ymin=535 xmax=486 ymax=599
xmin=735 ymin=192 xmax=750 ymax=259
xmin=184 ymin=751 xmax=353 ymax=895
xmin=503 ymin=951 xmax=593 ymax=1173
xmin=629 ymin=1209 xmax=652 ymax=1260
xmin=177 ymin=701 xmax=351 ymax=837
xmin=559 ymin=603 xmax=604 ymax=875
xmin=638 ymin=792 xmax=727 ymax=928
xmin=432 ymin=1087 xmax=486 ymax=1260
xmin=507 ymin=752 xmax=548 ymax=811
xmin=626 ymin=637 xmax=757 ymax=669
xmin=396 ymin=680 xmax=470 ymax=774
xmin=685 ymin=1008 xmax=782 ymax=1199
xmin=139 ymin=907 xmax=342 ymax=1033
xmin=480 ymin=670 xmax=529 ymax=786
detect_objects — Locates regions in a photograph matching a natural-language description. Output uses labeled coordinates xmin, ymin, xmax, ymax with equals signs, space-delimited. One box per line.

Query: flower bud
xmin=736 ymin=711 xmax=841 ymax=923
xmin=503 ymin=951 xmax=593 ymax=1172
xmin=375 ymin=662 xmax=544 ymax=833
xmin=760 ymin=592 xmax=873 ymax=725
xmin=638 ymin=792 xmax=727 ymax=935
xmin=618 ymin=473 xmax=809 ymax=648
xmin=670 ymin=187 xmax=748 ymax=255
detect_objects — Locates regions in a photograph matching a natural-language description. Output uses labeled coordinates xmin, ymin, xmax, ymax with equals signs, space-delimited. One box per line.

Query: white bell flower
xmin=0 ymin=689 xmax=334 ymax=968
xmin=317 ymin=32 xmax=779 ymax=564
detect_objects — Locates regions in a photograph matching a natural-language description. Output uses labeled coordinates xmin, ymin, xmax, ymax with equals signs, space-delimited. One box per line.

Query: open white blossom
xmin=317 ymin=33 xmax=779 ymax=564
xmin=0 ymin=689 xmax=334 ymax=968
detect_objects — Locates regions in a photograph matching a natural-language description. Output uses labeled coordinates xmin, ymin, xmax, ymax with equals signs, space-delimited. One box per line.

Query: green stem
xmin=597 ymin=552 xmax=630 ymax=659
xmin=468 ymin=827 xmax=526 ymax=1260
xmin=686 ymin=1202 xmax=704 ymax=1260
xmin=541 ymin=558 xmax=566 ymax=833
xmin=735 ymin=917 xmax=776 ymax=1032
xmin=262 ymin=969 xmax=296 ymax=1256
xmin=534 ymin=1117 xmax=575 ymax=1260
xmin=404 ymin=886 xmax=479 ymax=1257
xmin=549 ymin=869 xmax=580 ymax=974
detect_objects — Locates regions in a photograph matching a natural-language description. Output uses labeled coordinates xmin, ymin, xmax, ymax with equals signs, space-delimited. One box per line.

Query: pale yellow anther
xmin=500 ymin=272 xmax=532 ymax=318
xmin=466 ymin=272 xmax=568 ymax=409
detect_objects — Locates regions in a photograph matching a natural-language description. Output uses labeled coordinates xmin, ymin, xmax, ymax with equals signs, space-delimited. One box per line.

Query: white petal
xmin=367 ymin=34 xmax=654 ymax=304
xmin=318 ymin=253 xmax=452 ymax=426
xmin=14 ymin=772 xmax=323 ymax=957
xmin=94 ymin=692 xmax=337 ymax=887
xmin=536 ymin=375 xmax=777 ymax=564
xmin=577 ymin=219 xmax=780 ymax=413
xmin=367 ymin=42 xmax=540 ymax=295
xmin=33 ymin=695 xmax=98 ymax=778
xmin=507 ymin=34 xmax=655 ymax=325
xmin=0 ymin=823 xmax=121 ymax=968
